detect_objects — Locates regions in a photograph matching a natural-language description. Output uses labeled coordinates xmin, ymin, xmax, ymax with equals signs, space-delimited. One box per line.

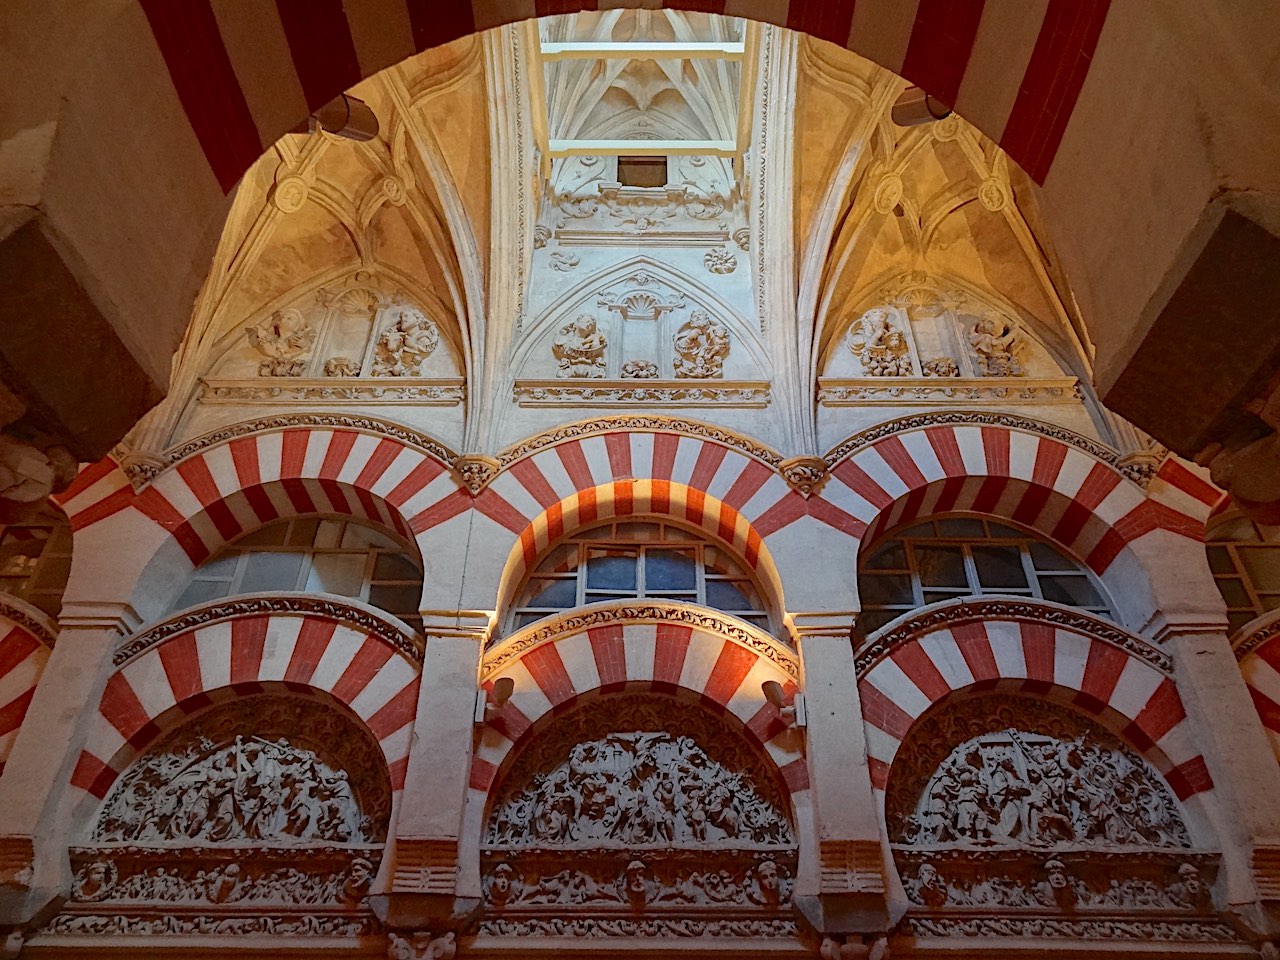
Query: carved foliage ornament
xmin=94 ymin=695 xmax=391 ymax=846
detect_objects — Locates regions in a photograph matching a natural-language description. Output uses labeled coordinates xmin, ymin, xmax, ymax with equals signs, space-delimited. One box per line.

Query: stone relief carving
xmin=94 ymin=696 xmax=391 ymax=846
xmin=904 ymin=916 xmax=1238 ymax=942
xmin=201 ymin=381 xmax=464 ymax=406
xmin=779 ymin=456 xmax=829 ymax=498
xmin=920 ymin=357 xmax=960 ymax=378
xmin=673 ymin=312 xmax=730 ymax=379
xmin=372 ymin=308 xmax=440 ymax=377
xmin=323 ymin=356 xmax=360 ymax=377
xmin=42 ymin=913 xmax=374 ymax=937
xmin=848 ymin=307 xmax=912 ymax=377
xmin=621 ymin=360 xmax=659 ymax=379
xmin=532 ymin=225 xmax=551 ymax=249
xmin=887 ymin=697 xmax=1191 ymax=850
xmin=733 ymin=227 xmax=750 ymax=251
xmin=477 ymin=917 xmax=800 ymax=938
xmin=483 ymin=696 xmax=796 ymax=919
xmin=452 ymin=454 xmax=500 ymax=496
xmin=549 ymin=251 xmax=580 ymax=272
xmin=703 ymin=248 xmax=738 ymax=275
xmin=513 ymin=382 xmax=770 ymax=408
xmin=387 ymin=931 xmax=456 ymax=960
xmin=969 ymin=312 xmax=1026 ymax=377
xmin=552 ymin=315 xmax=608 ymax=378
xmin=246 ymin=309 xmax=316 ymax=377
xmin=597 ymin=280 xmax=685 ymax=323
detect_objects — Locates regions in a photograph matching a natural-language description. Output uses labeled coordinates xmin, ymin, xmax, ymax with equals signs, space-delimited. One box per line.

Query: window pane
xmin=614 ymin=522 xmax=661 ymax=541
xmin=373 ymin=553 xmax=422 ymax=582
xmin=312 ymin=520 xmax=344 ymax=549
xmin=368 ymin=583 xmax=421 ymax=617
xmin=914 ymin=545 xmax=968 ymax=588
xmin=238 ymin=524 xmax=288 ymax=547
xmin=197 ymin=552 xmax=240 ymax=581
xmin=706 ymin=579 xmax=759 ymax=611
xmin=1029 ymin=542 xmax=1077 ymax=572
xmin=534 ymin=543 xmax=578 ymax=575
xmin=306 ymin=553 xmax=366 ymax=596
xmin=521 ymin=577 xmax=578 ymax=609
xmin=899 ymin=523 xmax=934 ymax=537
xmin=860 ymin=572 xmax=914 ymax=606
xmin=1228 ymin=610 xmax=1256 ymax=634
xmin=586 ymin=551 xmax=637 ymax=590
xmin=239 ymin=551 xmax=305 ymax=593
xmin=1205 ymin=546 xmax=1237 ymax=576
xmin=1215 ymin=577 xmax=1251 ymax=608
xmin=1240 ymin=548 xmax=1280 ymax=593
xmin=514 ymin=611 xmax=547 ymax=629
xmin=174 ymin=578 xmax=231 ymax=610
xmin=935 ymin=517 xmax=987 ymax=538
xmin=863 ymin=541 xmax=907 ymax=570
xmin=972 ymin=545 xmax=1029 ymax=589
xmin=341 ymin=524 xmax=398 ymax=549
xmin=645 ymin=549 xmax=696 ymax=590
xmin=703 ymin=546 xmax=747 ymax=578
xmin=1038 ymin=574 xmax=1104 ymax=608
xmin=985 ymin=522 xmax=1025 ymax=539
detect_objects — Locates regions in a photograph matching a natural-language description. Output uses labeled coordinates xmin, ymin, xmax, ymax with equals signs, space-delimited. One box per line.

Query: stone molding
xmin=1232 ymin=609 xmax=1280 ymax=660
xmin=199 ymin=378 xmax=465 ymax=405
xmin=855 ymin=597 xmax=1172 ymax=677
xmin=0 ymin=594 xmax=58 ymax=649
xmin=392 ymin=838 xmax=458 ymax=894
xmin=113 ymin=593 xmax=424 ymax=668
xmin=123 ymin=413 xmax=458 ymax=487
xmin=902 ymin=915 xmax=1239 ymax=942
xmin=482 ymin=601 xmax=799 ymax=681
xmin=513 ymin=379 xmax=770 ymax=408
xmin=817 ymin=376 xmax=1079 ymax=406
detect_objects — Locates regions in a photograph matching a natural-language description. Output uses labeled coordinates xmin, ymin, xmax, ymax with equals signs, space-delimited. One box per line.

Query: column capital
xmin=1142 ymin=610 xmax=1230 ymax=645
xmin=787 ymin=611 xmax=857 ymax=646
xmin=56 ymin=599 xmax=142 ymax=635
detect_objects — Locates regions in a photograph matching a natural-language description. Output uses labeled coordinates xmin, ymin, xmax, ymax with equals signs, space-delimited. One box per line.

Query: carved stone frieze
xmin=124 ymin=414 xmax=456 ymax=488
xmin=452 ymin=454 xmax=500 ymax=496
xmin=848 ymin=308 xmax=913 ymax=377
xmin=496 ymin=416 xmax=783 ymax=470
xmin=817 ymin=378 xmax=1078 ymax=406
xmin=673 ymin=311 xmax=730 ymax=379
xmin=903 ymin=916 xmax=1238 ymax=941
xmin=779 ymin=456 xmax=829 ymax=498
xmin=246 ymin=309 xmax=316 ymax=377
xmin=703 ymin=247 xmax=738 ymax=275
xmin=477 ymin=917 xmax=799 ymax=938
xmin=39 ymin=912 xmax=375 ymax=937
xmin=553 ymin=315 xmax=608 ymax=378
xmin=200 ymin=378 xmax=464 ymax=405
xmin=372 ymin=308 xmax=440 ymax=377
xmin=115 ymin=595 xmax=423 ymax=667
xmin=94 ymin=696 xmax=391 ymax=846
xmin=854 ymin=597 xmax=1171 ymax=677
xmin=513 ymin=380 xmax=768 ymax=408
xmin=482 ymin=601 xmax=798 ymax=679
xmin=886 ymin=696 xmax=1192 ymax=851
xmin=969 ymin=312 xmax=1026 ymax=377
xmin=1238 ymin=617 xmax=1280 ymax=660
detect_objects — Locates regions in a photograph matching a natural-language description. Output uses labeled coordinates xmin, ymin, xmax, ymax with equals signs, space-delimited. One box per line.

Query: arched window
xmin=0 ymin=504 xmax=73 ymax=617
xmin=511 ymin=520 xmax=769 ymax=631
xmin=858 ymin=516 xmax=1114 ymax=635
xmin=1205 ymin=513 xmax=1280 ymax=634
xmin=172 ymin=517 xmax=423 ymax=633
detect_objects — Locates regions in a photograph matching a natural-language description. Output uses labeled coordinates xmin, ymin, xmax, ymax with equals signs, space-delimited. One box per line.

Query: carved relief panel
xmin=481 ymin=695 xmax=796 ymax=936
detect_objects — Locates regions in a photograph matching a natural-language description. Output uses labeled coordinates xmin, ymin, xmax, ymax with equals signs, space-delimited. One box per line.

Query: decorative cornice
xmin=823 ymin=410 xmax=1124 ymax=477
xmin=124 ymin=414 xmax=458 ymax=487
xmin=199 ymin=378 xmax=465 ymax=406
xmin=496 ymin=415 xmax=784 ymax=470
xmin=114 ymin=594 xmax=423 ymax=668
xmin=0 ymin=595 xmax=58 ymax=649
xmin=817 ymin=377 xmax=1079 ymax=406
xmin=482 ymin=601 xmax=798 ymax=680
xmin=513 ymin=379 xmax=771 ymax=408
xmin=855 ymin=597 xmax=1171 ymax=677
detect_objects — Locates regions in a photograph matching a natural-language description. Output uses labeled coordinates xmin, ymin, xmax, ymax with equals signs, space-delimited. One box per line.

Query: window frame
xmin=1205 ymin=517 xmax=1280 ymax=634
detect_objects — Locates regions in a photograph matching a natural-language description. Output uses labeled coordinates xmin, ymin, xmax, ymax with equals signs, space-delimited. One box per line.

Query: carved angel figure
xmin=672 ymin=311 xmax=730 ymax=379
xmin=372 ymin=307 xmax=440 ymax=377
xmin=552 ymin=315 xmax=608 ymax=378
xmin=969 ymin=312 xmax=1025 ymax=376
xmin=246 ymin=309 xmax=316 ymax=376
xmin=848 ymin=307 xmax=912 ymax=376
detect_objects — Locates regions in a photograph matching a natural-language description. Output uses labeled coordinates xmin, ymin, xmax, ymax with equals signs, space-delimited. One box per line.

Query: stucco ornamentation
xmin=621 ymin=360 xmax=659 ymax=379
xmin=673 ymin=312 xmax=730 ymax=379
xmin=323 ymin=357 xmax=360 ymax=377
xmin=549 ymin=251 xmax=580 ymax=272
xmin=372 ymin=308 xmax=440 ymax=377
xmin=452 ymin=454 xmax=501 ymax=496
xmin=703 ymin=247 xmax=738 ymax=275
xmin=553 ymin=315 xmax=608 ymax=378
xmin=779 ymin=456 xmax=829 ymax=498
xmin=513 ymin=381 xmax=768 ymax=408
xmin=920 ymin=357 xmax=960 ymax=378
xmin=849 ymin=308 xmax=912 ymax=377
xmin=246 ymin=310 xmax=316 ymax=377
xmin=969 ymin=313 xmax=1026 ymax=377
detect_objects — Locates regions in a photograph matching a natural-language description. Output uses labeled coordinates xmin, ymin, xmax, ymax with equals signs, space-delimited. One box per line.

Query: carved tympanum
xmin=372 ymin=308 xmax=440 ymax=377
xmin=888 ymin=696 xmax=1190 ymax=850
xmin=483 ymin=696 xmax=795 ymax=917
xmin=94 ymin=696 xmax=390 ymax=845
xmin=673 ymin=312 xmax=730 ymax=379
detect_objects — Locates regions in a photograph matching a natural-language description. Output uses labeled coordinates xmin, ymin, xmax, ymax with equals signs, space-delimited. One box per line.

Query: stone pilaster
xmin=790 ymin=614 xmax=892 ymax=939
xmin=1159 ymin=617 xmax=1280 ymax=937
xmin=370 ymin=615 xmax=487 ymax=933
xmin=0 ymin=601 xmax=138 ymax=931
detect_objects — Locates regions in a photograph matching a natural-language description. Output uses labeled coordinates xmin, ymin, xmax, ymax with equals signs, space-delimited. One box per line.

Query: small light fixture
xmin=476 ymin=676 xmax=515 ymax=725
xmin=891 ymin=86 xmax=952 ymax=127
xmin=762 ymin=680 xmax=805 ymax=727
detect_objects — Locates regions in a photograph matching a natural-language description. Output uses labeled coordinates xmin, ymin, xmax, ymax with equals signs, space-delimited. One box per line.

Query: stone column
xmin=1161 ymin=619 xmax=1280 ymax=937
xmin=0 ymin=600 xmax=138 ymax=933
xmin=369 ymin=615 xmax=487 ymax=934
xmin=791 ymin=614 xmax=892 ymax=946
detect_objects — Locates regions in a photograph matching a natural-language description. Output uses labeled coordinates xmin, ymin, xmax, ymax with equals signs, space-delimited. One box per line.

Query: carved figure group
xmin=672 ymin=311 xmax=730 ymax=379
xmin=246 ymin=309 xmax=316 ymax=377
xmin=553 ymin=315 xmax=609 ymax=378
xmin=849 ymin=307 xmax=913 ymax=377
xmin=73 ymin=856 xmax=373 ymax=906
xmin=372 ymin=307 xmax=440 ymax=377
xmin=968 ymin=312 xmax=1025 ymax=376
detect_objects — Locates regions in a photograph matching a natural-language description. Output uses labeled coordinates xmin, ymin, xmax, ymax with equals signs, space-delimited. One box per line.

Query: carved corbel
xmin=780 ymin=456 xmax=829 ymax=498
xmin=819 ymin=936 xmax=889 ymax=960
xmin=387 ymin=930 xmax=456 ymax=960
xmin=452 ymin=455 xmax=500 ymax=496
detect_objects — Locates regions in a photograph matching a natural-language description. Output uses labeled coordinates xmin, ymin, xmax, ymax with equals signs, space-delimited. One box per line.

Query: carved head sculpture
xmin=1044 ymin=859 xmax=1069 ymax=889
xmin=1178 ymin=862 xmax=1203 ymax=897
xmin=624 ymin=859 xmax=649 ymax=904
xmin=489 ymin=862 xmax=514 ymax=907
xmin=756 ymin=858 xmax=781 ymax=905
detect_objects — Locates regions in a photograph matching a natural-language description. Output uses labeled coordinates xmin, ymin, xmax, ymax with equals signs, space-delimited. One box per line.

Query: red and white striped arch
xmin=472 ymin=620 xmax=806 ymax=799
xmin=827 ymin=424 xmax=1204 ymax=573
xmin=70 ymin=610 xmax=420 ymax=801
xmin=58 ymin=426 xmax=463 ymax=566
xmin=859 ymin=612 xmax=1212 ymax=803
xmin=1239 ymin=627 xmax=1280 ymax=764
xmin=0 ymin=608 xmax=55 ymax=776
